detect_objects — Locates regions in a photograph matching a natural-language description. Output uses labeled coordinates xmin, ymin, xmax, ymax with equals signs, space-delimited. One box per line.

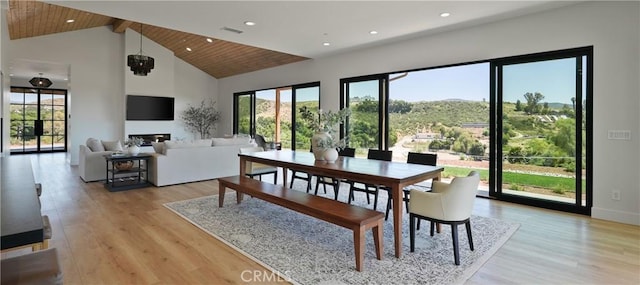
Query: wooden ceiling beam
xmin=112 ymin=19 xmax=132 ymax=33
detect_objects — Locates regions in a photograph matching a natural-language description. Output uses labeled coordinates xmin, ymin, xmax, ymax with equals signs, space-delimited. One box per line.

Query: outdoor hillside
xmin=389 ymin=100 xmax=490 ymax=135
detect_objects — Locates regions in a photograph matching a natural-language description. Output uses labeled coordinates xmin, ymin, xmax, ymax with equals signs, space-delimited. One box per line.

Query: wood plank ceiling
xmin=6 ymin=0 xmax=309 ymax=78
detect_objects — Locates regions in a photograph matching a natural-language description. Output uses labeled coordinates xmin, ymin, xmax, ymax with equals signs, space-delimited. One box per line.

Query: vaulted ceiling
xmin=5 ymin=0 xmax=577 ymax=81
xmin=5 ymin=0 xmax=308 ymax=79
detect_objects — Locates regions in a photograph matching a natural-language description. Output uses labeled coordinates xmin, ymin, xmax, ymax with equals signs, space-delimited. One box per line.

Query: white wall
xmin=218 ymin=1 xmax=640 ymax=225
xmin=5 ymin=26 xmax=219 ymax=164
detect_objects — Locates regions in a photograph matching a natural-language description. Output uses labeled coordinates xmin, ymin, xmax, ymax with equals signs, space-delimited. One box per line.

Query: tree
xmin=389 ymin=100 xmax=412 ymax=114
xmin=181 ymin=99 xmax=221 ymax=139
xmin=523 ymin=92 xmax=545 ymax=114
xmin=515 ymin=100 xmax=523 ymax=111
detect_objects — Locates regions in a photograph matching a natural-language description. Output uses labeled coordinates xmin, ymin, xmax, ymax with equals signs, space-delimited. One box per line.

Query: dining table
xmin=238 ymin=150 xmax=444 ymax=258
xmin=1 ymin=156 xmax=44 ymax=250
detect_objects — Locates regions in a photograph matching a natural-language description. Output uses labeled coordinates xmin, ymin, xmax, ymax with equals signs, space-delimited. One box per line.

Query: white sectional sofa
xmin=79 ymin=137 xmax=255 ymax=186
xmin=148 ymin=138 xmax=254 ymax=186
xmin=79 ymin=138 xmax=124 ymax=182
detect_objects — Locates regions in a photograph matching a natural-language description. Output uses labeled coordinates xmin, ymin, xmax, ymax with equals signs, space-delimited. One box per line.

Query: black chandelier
xmin=29 ymin=73 xmax=52 ymax=88
xmin=127 ymin=23 xmax=155 ymax=76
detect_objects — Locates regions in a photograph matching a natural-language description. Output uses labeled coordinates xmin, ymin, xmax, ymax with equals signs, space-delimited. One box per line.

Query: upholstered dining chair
xmin=409 ymin=171 xmax=480 ymax=265
xmin=314 ymin=147 xmax=356 ymax=200
xmin=347 ymin=149 xmax=392 ymax=210
xmin=239 ymin=147 xmax=278 ymax=183
xmin=385 ymin=152 xmax=438 ymax=220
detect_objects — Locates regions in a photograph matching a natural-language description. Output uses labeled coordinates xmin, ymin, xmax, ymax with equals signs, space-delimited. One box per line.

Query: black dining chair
xmin=385 ymin=152 xmax=438 ymax=220
xmin=314 ymin=147 xmax=356 ymax=200
xmin=289 ymin=141 xmax=314 ymax=192
xmin=347 ymin=149 xmax=392 ymax=210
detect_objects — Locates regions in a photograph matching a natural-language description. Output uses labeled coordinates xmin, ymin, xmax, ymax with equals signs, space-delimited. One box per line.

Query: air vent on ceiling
xmin=221 ymin=26 xmax=243 ymax=34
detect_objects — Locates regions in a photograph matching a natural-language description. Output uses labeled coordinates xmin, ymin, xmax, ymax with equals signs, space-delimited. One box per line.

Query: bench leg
xmin=353 ymin=226 xmax=365 ymax=272
xmin=372 ymin=221 xmax=383 ymax=261
xmin=236 ymin=192 xmax=244 ymax=204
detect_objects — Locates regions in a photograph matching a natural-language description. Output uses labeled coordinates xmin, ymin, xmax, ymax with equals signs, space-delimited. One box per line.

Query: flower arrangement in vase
xmin=124 ymin=137 xmax=144 ymax=155
xmin=299 ymin=106 xmax=350 ymax=160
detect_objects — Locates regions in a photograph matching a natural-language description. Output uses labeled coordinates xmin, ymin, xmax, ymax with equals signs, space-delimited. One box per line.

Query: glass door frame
xmin=490 ymin=47 xmax=593 ymax=215
xmin=233 ymin=81 xmax=320 ymax=150
xmin=9 ymin=86 xmax=68 ymax=154
xmin=340 ymin=74 xmax=389 ymax=151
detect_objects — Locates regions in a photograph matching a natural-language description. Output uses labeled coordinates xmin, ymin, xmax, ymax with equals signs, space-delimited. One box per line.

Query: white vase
xmin=311 ymin=132 xmax=330 ymax=160
xmin=323 ymin=148 xmax=339 ymax=163
xmin=128 ymin=145 xmax=140 ymax=156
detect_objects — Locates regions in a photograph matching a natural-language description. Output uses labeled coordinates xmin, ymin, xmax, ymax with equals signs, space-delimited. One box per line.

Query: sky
xmin=254 ymin=57 xmax=582 ymax=105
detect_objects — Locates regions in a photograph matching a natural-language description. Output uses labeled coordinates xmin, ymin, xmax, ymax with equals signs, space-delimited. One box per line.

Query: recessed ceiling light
xmin=369 ymin=30 xmax=378 ymax=35
xmin=186 ymin=47 xmax=192 ymax=52
xmin=206 ymin=38 xmax=213 ymax=43
xmin=66 ymin=19 xmax=75 ymax=23
xmin=323 ymin=42 xmax=330 ymax=46
xmin=244 ymin=21 xmax=256 ymax=26
xmin=440 ymin=12 xmax=451 ymax=18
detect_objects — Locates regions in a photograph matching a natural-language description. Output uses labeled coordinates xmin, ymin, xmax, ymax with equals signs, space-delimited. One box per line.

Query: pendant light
xmin=127 ymin=23 xmax=155 ymax=76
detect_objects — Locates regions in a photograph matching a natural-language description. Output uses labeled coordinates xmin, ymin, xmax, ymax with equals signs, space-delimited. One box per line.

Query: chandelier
xmin=29 ymin=73 xmax=52 ymax=88
xmin=127 ymin=23 xmax=155 ymax=76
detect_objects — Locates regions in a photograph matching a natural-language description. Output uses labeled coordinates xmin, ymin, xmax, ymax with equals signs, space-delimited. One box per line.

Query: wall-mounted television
xmin=126 ymin=95 xmax=175 ymax=121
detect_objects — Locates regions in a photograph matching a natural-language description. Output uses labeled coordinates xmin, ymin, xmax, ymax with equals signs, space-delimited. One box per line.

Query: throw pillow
xmin=151 ymin=142 xmax=165 ymax=154
xmin=86 ymin=138 xmax=105 ymax=152
xmin=102 ymin=140 xmax=123 ymax=152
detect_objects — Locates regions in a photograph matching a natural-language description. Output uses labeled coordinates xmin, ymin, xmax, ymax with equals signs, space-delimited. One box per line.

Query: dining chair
xmin=254 ymin=134 xmax=268 ymax=150
xmin=239 ymin=147 xmax=278 ymax=184
xmin=385 ymin=152 xmax=438 ymax=220
xmin=347 ymin=149 xmax=392 ymax=210
xmin=314 ymin=147 xmax=356 ymax=200
xmin=289 ymin=141 xmax=314 ymax=192
xmin=409 ymin=171 xmax=480 ymax=265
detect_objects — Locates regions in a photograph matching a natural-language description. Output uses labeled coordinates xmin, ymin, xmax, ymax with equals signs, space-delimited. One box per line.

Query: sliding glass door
xmin=492 ymin=47 xmax=592 ymax=214
xmin=233 ymin=82 xmax=319 ymax=150
xmin=341 ymin=75 xmax=387 ymax=157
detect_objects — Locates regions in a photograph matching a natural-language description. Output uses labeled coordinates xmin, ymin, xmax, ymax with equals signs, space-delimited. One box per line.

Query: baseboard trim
xmin=591 ymin=207 xmax=640 ymax=226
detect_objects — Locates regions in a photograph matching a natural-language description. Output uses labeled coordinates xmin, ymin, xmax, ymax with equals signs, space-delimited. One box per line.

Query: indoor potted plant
xmin=299 ymin=106 xmax=350 ymax=160
xmin=124 ymin=137 xmax=144 ymax=155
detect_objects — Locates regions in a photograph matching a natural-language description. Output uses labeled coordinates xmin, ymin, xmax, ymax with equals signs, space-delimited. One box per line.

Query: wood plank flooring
xmin=2 ymin=153 xmax=639 ymax=284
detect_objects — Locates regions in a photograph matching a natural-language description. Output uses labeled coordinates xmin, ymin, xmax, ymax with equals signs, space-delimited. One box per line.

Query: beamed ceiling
xmin=6 ymin=0 xmax=308 ymax=78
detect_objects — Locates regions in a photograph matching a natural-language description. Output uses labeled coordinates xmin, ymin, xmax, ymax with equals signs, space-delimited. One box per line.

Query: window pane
xmin=501 ymin=58 xmax=578 ymax=203
xmin=347 ymin=80 xmax=380 ymax=157
xmin=294 ymin=86 xmax=319 ymax=151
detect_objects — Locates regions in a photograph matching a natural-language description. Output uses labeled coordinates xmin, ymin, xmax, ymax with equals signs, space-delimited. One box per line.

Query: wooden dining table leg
xmin=282 ymin=167 xmax=288 ymax=187
xmin=392 ymin=184 xmax=403 ymax=258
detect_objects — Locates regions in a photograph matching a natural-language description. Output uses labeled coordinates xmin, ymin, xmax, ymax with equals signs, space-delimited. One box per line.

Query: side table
xmin=103 ymin=153 xmax=152 ymax=192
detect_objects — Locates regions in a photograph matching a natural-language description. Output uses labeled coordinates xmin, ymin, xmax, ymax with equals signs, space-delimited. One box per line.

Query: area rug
xmin=164 ymin=183 xmax=519 ymax=285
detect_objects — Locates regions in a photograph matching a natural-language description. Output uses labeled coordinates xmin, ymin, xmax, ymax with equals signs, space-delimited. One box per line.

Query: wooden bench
xmin=218 ymin=175 xmax=384 ymax=272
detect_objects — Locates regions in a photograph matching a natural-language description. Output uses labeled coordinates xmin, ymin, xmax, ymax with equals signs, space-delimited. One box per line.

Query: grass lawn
xmin=442 ymin=166 xmax=578 ymax=193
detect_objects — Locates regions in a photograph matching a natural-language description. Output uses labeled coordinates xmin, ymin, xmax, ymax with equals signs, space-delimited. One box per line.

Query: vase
xmin=128 ymin=145 xmax=140 ymax=156
xmin=323 ymin=148 xmax=339 ymax=163
xmin=311 ymin=132 xmax=330 ymax=160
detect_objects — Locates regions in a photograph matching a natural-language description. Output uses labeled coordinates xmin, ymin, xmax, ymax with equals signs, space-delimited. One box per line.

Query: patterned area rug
xmin=164 ymin=182 xmax=518 ymax=285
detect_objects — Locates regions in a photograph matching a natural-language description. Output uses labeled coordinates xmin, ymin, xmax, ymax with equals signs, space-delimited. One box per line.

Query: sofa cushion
xmin=86 ymin=138 xmax=105 ymax=152
xmin=164 ymin=140 xmax=211 ymax=150
xmin=102 ymin=140 xmax=123 ymax=152
xmin=212 ymin=137 xmax=251 ymax=146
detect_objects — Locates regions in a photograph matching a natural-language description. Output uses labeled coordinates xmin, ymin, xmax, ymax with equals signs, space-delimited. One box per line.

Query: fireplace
xmin=128 ymin=134 xmax=171 ymax=146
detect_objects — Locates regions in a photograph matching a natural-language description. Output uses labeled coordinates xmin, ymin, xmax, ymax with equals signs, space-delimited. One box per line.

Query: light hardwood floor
xmin=2 ymin=153 xmax=638 ymax=284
